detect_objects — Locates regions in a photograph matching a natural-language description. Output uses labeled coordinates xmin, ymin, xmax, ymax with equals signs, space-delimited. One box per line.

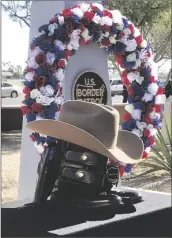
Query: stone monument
xmin=18 ymin=0 xmax=111 ymax=200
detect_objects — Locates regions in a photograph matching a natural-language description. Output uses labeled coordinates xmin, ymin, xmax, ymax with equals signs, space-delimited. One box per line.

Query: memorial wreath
xmin=21 ymin=2 xmax=165 ymax=175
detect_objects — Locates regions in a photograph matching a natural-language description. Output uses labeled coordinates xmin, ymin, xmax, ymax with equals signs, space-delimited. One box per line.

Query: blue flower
xmin=143 ymin=137 xmax=151 ymax=147
xmin=131 ymin=82 xmax=145 ymax=99
xmin=110 ymin=24 xmax=118 ymax=35
xmin=43 ymin=102 xmax=57 ymax=119
xmin=152 ymin=119 xmax=162 ymax=127
xmin=122 ymin=17 xmax=128 ymax=28
xmin=39 ymin=40 xmax=52 ymax=52
xmin=54 ymin=50 xmax=65 ymax=60
xmin=123 ymin=59 xmax=136 ymax=69
xmin=24 ymin=80 xmax=35 ymax=88
xmin=143 ymin=67 xmax=151 ymax=78
xmin=26 ymin=112 xmax=37 ymax=122
xmin=71 ymin=13 xmax=80 ymax=23
xmin=107 ymin=41 xmax=126 ymax=55
xmin=38 ymin=24 xmax=49 ymax=33
xmin=31 ymin=35 xmax=46 ymax=47
xmin=48 ymin=74 xmax=58 ymax=89
xmin=124 ymin=164 xmax=132 ymax=173
xmin=35 ymin=66 xmax=49 ymax=76
xmin=128 ymin=95 xmax=134 ymax=103
xmin=97 ymin=10 xmax=103 ymax=17
xmin=122 ymin=119 xmax=136 ymax=131
xmin=23 ymin=97 xmax=35 ymax=107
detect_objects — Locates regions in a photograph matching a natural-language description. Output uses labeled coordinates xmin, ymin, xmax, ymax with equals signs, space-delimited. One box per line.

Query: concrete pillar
xmin=18 ymin=0 xmax=111 ymax=200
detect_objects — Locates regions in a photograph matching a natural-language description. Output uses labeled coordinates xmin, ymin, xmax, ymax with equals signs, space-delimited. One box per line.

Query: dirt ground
xmin=1 ymin=131 xmax=171 ymax=203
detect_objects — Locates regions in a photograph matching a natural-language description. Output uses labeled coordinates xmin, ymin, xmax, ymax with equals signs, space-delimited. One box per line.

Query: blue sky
xmin=2 ymin=10 xmax=30 ymax=69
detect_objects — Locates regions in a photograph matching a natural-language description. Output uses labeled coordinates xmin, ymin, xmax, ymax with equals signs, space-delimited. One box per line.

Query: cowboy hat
xmin=26 ymin=100 xmax=144 ymax=164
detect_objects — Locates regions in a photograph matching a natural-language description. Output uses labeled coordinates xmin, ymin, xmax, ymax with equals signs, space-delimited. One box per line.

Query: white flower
xmin=92 ymin=3 xmax=103 ymax=11
xmin=116 ymin=23 xmax=124 ymax=31
xmin=140 ymin=40 xmax=147 ymax=48
xmin=46 ymin=52 xmax=55 ymax=65
xmin=30 ymin=89 xmax=41 ymax=99
xmin=71 ymin=8 xmax=83 ymax=19
xmin=120 ymin=35 xmax=128 ymax=45
xmin=126 ymin=52 xmax=137 ymax=62
xmin=30 ymin=46 xmax=43 ymax=57
xmin=58 ymin=16 xmax=64 ymax=25
xmin=71 ymin=40 xmax=80 ymax=50
xmin=27 ymin=57 xmax=39 ymax=69
xmin=48 ymin=23 xmax=58 ymax=36
xmin=142 ymin=93 xmax=154 ymax=102
xmin=54 ymin=111 xmax=60 ymax=119
xmin=104 ymin=32 xmax=110 ymax=37
xmin=125 ymin=104 xmax=134 ymax=113
xmin=44 ymin=85 xmax=54 ymax=97
xmin=133 ymin=27 xmax=140 ymax=38
xmin=109 ymin=36 xmax=116 ymax=44
xmin=155 ymin=94 xmax=166 ymax=104
xmin=132 ymin=128 xmax=143 ymax=137
xmin=131 ymin=109 xmax=142 ymax=120
xmin=92 ymin=14 xmax=101 ymax=24
xmin=36 ymin=95 xmax=54 ymax=105
xmin=81 ymin=28 xmax=92 ymax=41
xmin=54 ymin=39 xmax=65 ymax=50
xmin=136 ymin=121 xmax=147 ymax=131
xmin=54 ymin=96 xmax=64 ymax=105
xmin=145 ymin=147 xmax=151 ymax=153
xmin=70 ymin=29 xmax=81 ymax=40
xmin=148 ymin=83 xmax=159 ymax=96
xmin=127 ymin=71 xmax=141 ymax=83
xmin=132 ymin=59 xmax=142 ymax=70
xmin=149 ymin=112 xmax=161 ymax=120
xmin=67 ymin=44 xmax=73 ymax=51
xmin=54 ymin=68 xmax=65 ymax=82
xmin=79 ymin=3 xmax=90 ymax=13
xmin=36 ymin=114 xmax=44 ymax=120
xmin=149 ymin=128 xmax=157 ymax=136
xmin=34 ymin=142 xmax=44 ymax=154
xmin=139 ymin=49 xmax=148 ymax=60
xmin=25 ymin=72 xmax=34 ymax=82
xmin=125 ymin=39 xmax=137 ymax=52
xmin=111 ymin=10 xmax=122 ymax=24
xmin=123 ymin=28 xmax=131 ymax=35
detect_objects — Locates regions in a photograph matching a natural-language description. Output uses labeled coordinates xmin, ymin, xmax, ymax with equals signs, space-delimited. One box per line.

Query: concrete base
xmin=2 ymin=188 xmax=171 ymax=237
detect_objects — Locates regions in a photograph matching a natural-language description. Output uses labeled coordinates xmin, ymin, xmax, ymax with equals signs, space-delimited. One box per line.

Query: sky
xmin=2 ymin=10 xmax=30 ymax=70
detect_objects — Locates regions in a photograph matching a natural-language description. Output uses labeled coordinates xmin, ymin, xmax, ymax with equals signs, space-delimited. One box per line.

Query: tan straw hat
xmin=26 ymin=100 xmax=144 ymax=164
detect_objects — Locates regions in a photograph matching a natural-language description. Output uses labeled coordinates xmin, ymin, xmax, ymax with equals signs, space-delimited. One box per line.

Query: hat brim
xmin=26 ymin=119 xmax=144 ymax=164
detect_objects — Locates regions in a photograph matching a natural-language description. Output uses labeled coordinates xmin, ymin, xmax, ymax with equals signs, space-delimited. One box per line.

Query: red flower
xmin=149 ymin=136 xmax=155 ymax=145
xmin=23 ymin=87 xmax=31 ymax=95
xmin=128 ymin=86 xmax=133 ymax=95
xmin=49 ymin=16 xmax=58 ymax=24
xmin=83 ymin=11 xmax=95 ymax=21
xmin=123 ymin=78 xmax=130 ymax=87
xmin=143 ymin=114 xmax=152 ymax=124
xmin=119 ymin=31 xmax=125 ymax=38
xmin=102 ymin=25 xmax=110 ymax=32
xmin=79 ymin=38 xmax=86 ymax=45
xmin=57 ymin=106 xmax=61 ymax=112
xmin=62 ymin=8 xmax=72 ymax=17
xmin=57 ymin=59 xmax=66 ymax=67
xmin=34 ymin=76 xmax=46 ymax=89
xmin=103 ymin=9 xmax=112 ymax=18
xmin=147 ymin=51 xmax=151 ymax=57
xmin=144 ymin=129 xmax=151 ymax=137
xmin=135 ymin=35 xmax=143 ymax=46
xmin=115 ymin=55 xmax=124 ymax=67
xmin=35 ymin=52 xmax=46 ymax=66
xmin=156 ymin=86 xmax=164 ymax=95
xmin=128 ymin=23 xmax=134 ymax=33
xmin=142 ymin=151 xmax=148 ymax=159
xmin=119 ymin=165 xmax=125 ymax=177
xmin=64 ymin=49 xmax=71 ymax=59
xmin=21 ymin=106 xmax=30 ymax=115
xmin=101 ymin=39 xmax=111 ymax=46
xmin=31 ymin=103 xmax=43 ymax=113
xmin=149 ymin=75 xmax=156 ymax=82
xmin=155 ymin=104 xmax=162 ymax=112
xmin=30 ymin=134 xmax=36 ymax=142
xmin=123 ymin=112 xmax=131 ymax=121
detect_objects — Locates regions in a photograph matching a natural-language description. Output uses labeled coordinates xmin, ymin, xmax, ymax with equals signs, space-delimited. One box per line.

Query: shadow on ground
xmin=2 ymin=130 xmax=22 ymax=155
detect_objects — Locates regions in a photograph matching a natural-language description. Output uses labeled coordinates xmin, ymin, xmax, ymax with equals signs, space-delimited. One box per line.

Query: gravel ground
xmin=1 ymin=131 xmax=171 ymax=203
